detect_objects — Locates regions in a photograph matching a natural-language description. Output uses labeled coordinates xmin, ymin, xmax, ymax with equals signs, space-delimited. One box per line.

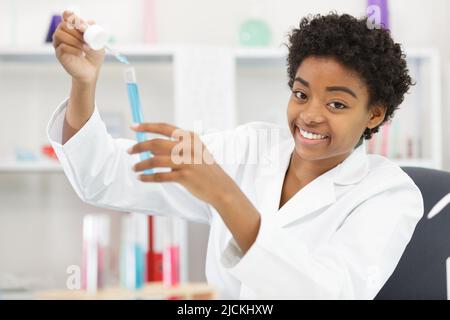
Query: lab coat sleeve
xmin=220 ymin=172 xmax=423 ymax=299
xmin=46 ymin=99 xmax=212 ymax=224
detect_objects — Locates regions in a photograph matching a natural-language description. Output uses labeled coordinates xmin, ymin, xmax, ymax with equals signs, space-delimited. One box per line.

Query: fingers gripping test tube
xmin=124 ymin=67 xmax=154 ymax=175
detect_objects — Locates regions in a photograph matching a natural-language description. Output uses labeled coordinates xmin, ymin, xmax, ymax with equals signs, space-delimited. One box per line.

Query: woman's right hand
xmin=53 ymin=11 xmax=105 ymax=85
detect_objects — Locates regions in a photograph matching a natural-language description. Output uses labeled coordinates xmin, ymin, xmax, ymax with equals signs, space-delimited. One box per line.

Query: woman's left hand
xmin=128 ymin=123 xmax=238 ymax=206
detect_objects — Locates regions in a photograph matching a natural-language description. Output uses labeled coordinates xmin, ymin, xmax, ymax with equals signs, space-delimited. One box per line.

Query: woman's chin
xmin=293 ymin=143 xmax=332 ymax=162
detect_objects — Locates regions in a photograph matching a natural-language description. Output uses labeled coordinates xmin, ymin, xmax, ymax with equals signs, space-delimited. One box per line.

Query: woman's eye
xmin=328 ymin=102 xmax=347 ymax=110
xmin=294 ymin=91 xmax=307 ymax=101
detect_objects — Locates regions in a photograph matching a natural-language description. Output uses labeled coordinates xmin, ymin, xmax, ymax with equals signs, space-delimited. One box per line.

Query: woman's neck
xmin=288 ymin=150 xmax=351 ymax=188
xmin=278 ymin=149 xmax=353 ymax=210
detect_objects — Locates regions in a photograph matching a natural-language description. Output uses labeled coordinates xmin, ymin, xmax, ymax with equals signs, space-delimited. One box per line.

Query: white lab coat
xmin=47 ymin=99 xmax=423 ymax=300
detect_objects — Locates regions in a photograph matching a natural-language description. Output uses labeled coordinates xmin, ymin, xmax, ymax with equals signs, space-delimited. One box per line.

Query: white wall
xmin=0 ymin=0 xmax=449 ymax=291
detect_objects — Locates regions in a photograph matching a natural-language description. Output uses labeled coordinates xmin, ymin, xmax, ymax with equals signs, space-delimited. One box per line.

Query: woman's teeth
xmin=299 ymin=127 xmax=328 ymax=140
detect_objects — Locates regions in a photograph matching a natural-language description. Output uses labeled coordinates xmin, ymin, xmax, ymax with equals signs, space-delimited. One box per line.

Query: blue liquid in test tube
xmin=124 ymin=67 xmax=154 ymax=175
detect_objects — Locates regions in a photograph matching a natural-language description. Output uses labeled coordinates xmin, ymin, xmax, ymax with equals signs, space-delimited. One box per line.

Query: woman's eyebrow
xmin=326 ymin=86 xmax=358 ymax=99
xmin=294 ymin=77 xmax=358 ymax=99
xmin=294 ymin=76 xmax=309 ymax=87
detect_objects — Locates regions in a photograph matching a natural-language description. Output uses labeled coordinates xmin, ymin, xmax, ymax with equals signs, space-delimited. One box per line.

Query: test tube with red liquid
xmin=162 ymin=218 xmax=181 ymax=287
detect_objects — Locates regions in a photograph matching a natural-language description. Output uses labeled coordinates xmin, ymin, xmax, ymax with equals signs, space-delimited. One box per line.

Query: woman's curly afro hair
xmin=285 ymin=13 xmax=414 ymax=140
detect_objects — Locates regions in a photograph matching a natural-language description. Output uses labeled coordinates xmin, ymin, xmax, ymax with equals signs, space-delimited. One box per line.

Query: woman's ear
xmin=367 ymin=105 xmax=387 ymax=129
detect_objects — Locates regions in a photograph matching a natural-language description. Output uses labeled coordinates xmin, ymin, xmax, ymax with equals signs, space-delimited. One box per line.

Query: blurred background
xmin=0 ymin=0 xmax=449 ymax=298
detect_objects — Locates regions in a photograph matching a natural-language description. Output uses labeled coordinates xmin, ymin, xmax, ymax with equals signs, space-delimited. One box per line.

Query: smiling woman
xmin=287 ymin=56 xmax=383 ymax=176
xmin=48 ymin=11 xmax=423 ymax=299
xmin=286 ymin=13 xmax=413 ymax=141
xmin=280 ymin=13 xmax=414 ymax=202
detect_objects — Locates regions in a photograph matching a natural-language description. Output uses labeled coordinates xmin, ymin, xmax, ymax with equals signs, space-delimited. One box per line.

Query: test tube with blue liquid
xmin=124 ymin=67 xmax=154 ymax=175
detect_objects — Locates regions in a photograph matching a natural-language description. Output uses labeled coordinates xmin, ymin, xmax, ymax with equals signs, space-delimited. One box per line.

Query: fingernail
xmin=127 ymin=147 xmax=132 ymax=154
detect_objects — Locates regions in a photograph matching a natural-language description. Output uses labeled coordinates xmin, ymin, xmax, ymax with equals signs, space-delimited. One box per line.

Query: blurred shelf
xmin=0 ymin=159 xmax=62 ymax=173
xmin=108 ymin=45 xmax=174 ymax=63
xmin=35 ymin=282 xmax=217 ymax=300
xmin=0 ymin=45 xmax=59 ymax=63
xmin=404 ymin=47 xmax=440 ymax=59
xmin=0 ymin=45 xmax=289 ymax=64
xmin=0 ymin=45 xmax=438 ymax=66
xmin=0 ymin=44 xmax=438 ymax=66
xmin=0 ymin=45 xmax=174 ymax=63
xmin=234 ymin=46 xmax=287 ymax=66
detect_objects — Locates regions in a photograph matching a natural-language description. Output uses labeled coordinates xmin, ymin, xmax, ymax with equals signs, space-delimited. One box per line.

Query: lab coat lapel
xmin=277 ymin=171 xmax=336 ymax=227
xmin=280 ymin=142 xmax=369 ymax=227
xmin=253 ymin=137 xmax=293 ymax=217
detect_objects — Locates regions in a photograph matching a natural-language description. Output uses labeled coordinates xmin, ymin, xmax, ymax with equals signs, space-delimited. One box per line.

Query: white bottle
xmin=82 ymin=23 xmax=129 ymax=64
xmin=83 ymin=24 xmax=109 ymax=50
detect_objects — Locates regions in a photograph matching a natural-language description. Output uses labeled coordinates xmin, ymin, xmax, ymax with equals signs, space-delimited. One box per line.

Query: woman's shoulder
xmin=367 ymin=153 xmax=412 ymax=180
xmin=339 ymin=152 xmax=424 ymax=223
xmin=363 ymin=153 xmax=423 ymax=200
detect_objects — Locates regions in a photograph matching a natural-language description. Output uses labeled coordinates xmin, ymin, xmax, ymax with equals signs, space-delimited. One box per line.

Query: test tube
xmin=124 ymin=67 xmax=154 ymax=175
xmin=162 ymin=218 xmax=181 ymax=287
xmin=82 ymin=214 xmax=110 ymax=294
xmin=120 ymin=213 xmax=147 ymax=290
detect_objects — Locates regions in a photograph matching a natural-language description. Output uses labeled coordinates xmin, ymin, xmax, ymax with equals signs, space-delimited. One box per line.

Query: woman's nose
xmin=299 ymin=103 xmax=326 ymax=125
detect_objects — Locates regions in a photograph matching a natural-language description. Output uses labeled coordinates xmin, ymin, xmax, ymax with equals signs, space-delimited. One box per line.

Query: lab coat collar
xmin=255 ymin=136 xmax=369 ymax=228
xmin=332 ymin=142 xmax=369 ymax=186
